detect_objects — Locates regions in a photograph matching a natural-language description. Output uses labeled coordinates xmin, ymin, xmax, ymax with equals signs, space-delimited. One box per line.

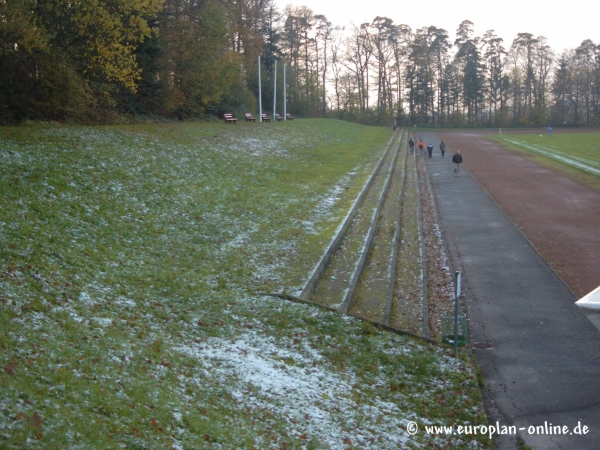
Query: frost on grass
xmin=172 ymin=313 xmax=484 ymax=449
xmin=298 ymin=171 xmax=356 ymax=235
xmin=176 ymin=328 xmax=416 ymax=449
xmin=0 ymin=124 xmax=487 ymax=448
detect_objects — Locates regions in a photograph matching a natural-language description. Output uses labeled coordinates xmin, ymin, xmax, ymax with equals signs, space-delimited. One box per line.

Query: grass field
xmin=1 ymin=120 xmax=489 ymax=448
xmin=491 ymin=131 xmax=600 ymax=190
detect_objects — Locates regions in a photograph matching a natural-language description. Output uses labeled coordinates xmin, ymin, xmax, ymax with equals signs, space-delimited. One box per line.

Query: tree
xmin=370 ymin=17 xmax=396 ymax=115
xmin=428 ymin=26 xmax=451 ymax=124
xmin=0 ymin=0 xmax=163 ymax=122
xmin=153 ymin=0 xmax=244 ymax=118
xmin=73 ymin=0 xmax=164 ymax=91
xmin=314 ymin=14 xmax=333 ymax=116
xmin=454 ymin=21 xmax=485 ymax=125
xmin=3 ymin=3 xmax=598 ymax=127
xmin=343 ymin=23 xmax=373 ymax=114
xmin=281 ymin=6 xmax=317 ymax=115
xmin=441 ymin=62 xmax=463 ymax=126
xmin=551 ymin=52 xmax=574 ymax=124
xmin=406 ymin=27 xmax=437 ymax=124
xmin=482 ymin=30 xmax=508 ymax=125
xmin=225 ymin=0 xmax=280 ymax=114
xmin=390 ymin=24 xmax=412 ymax=116
xmin=533 ymin=37 xmax=554 ymax=124
xmin=329 ymin=27 xmax=346 ymax=112
xmin=510 ymin=33 xmax=538 ymax=124
xmin=573 ymin=40 xmax=599 ymax=126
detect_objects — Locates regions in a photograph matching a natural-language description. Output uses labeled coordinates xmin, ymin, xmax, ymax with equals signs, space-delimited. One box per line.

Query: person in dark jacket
xmin=440 ymin=141 xmax=446 ymax=157
xmin=427 ymin=143 xmax=433 ymax=158
xmin=452 ymin=150 xmax=463 ymax=176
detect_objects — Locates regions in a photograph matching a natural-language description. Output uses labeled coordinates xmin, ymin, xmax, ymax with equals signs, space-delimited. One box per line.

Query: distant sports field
xmin=491 ymin=131 xmax=600 ymax=181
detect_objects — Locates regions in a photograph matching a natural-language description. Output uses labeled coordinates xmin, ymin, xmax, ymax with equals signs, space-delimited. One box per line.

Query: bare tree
xmin=329 ymin=27 xmax=346 ymax=111
xmin=482 ymin=30 xmax=507 ymax=124
xmin=343 ymin=23 xmax=374 ymax=111
xmin=314 ymin=15 xmax=333 ymax=115
xmin=370 ymin=17 xmax=396 ymax=113
xmin=573 ymin=40 xmax=598 ymax=125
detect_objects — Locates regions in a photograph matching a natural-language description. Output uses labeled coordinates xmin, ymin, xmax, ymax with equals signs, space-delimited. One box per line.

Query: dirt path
xmin=438 ymin=130 xmax=600 ymax=298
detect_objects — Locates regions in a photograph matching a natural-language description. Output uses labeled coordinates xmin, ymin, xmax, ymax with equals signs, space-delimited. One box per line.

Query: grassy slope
xmin=491 ymin=131 xmax=600 ymax=191
xmin=0 ymin=120 xmax=488 ymax=449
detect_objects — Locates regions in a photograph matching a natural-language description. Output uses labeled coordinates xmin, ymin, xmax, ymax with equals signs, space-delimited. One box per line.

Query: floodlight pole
xmin=258 ymin=56 xmax=263 ymax=122
xmin=283 ymin=64 xmax=287 ymax=120
xmin=273 ymin=59 xmax=277 ymax=119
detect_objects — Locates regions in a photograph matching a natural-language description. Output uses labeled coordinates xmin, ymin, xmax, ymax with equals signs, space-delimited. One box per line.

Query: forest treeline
xmin=1 ymin=0 xmax=599 ymax=127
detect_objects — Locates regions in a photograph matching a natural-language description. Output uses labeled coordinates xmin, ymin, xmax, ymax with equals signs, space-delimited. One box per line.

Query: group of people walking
xmin=407 ymin=137 xmax=462 ymax=176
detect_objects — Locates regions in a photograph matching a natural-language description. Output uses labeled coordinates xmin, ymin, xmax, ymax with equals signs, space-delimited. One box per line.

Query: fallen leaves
xmin=30 ymin=412 xmax=43 ymax=427
xmin=150 ymin=418 xmax=163 ymax=431
xmin=5 ymin=361 xmax=17 ymax=376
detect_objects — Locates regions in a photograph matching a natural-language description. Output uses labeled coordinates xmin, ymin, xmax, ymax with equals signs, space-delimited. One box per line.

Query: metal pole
xmin=258 ymin=56 xmax=263 ymax=122
xmin=273 ymin=59 xmax=277 ymax=119
xmin=454 ymin=270 xmax=461 ymax=357
xmin=283 ymin=64 xmax=287 ymax=120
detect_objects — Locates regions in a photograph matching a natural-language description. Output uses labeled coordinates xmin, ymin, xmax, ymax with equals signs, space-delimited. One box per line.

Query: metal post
xmin=283 ymin=64 xmax=287 ymax=120
xmin=258 ymin=56 xmax=263 ymax=122
xmin=273 ymin=59 xmax=277 ymax=120
xmin=454 ymin=270 xmax=461 ymax=357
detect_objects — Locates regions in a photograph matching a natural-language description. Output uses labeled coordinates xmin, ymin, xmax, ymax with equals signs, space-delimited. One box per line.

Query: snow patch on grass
xmin=176 ymin=328 xmax=418 ymax=448
xmin=298 ymin=171 xmax=358 ymax=235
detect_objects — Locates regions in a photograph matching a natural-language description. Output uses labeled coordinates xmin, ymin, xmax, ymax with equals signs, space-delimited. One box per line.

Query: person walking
xmin=418 ymin=140 xmax=425 ymax=156
xmin=452 ymin=150 xmax=463 ymax=176
xmin=427 ymin=143 xmax=433 ymax=158
xmin=440 ymin=141 xmax=446 ymax=157
xmin=409 ymin=137 xmax=415 ymax=154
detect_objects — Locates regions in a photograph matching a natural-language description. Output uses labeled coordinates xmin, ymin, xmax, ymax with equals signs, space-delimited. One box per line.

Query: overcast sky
xmin=279 ymin=0 xmax=599 ymax=55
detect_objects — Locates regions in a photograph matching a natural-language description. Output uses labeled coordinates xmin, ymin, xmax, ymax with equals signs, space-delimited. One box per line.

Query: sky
xmin=279 ymin=0 xmax=599 ymax=55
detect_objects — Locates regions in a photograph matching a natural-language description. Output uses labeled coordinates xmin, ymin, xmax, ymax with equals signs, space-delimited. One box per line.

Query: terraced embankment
xmin=386 ymin=142 xmax=429 ymax=336
xmin=299 ymin=130 xmax=434 ymax=338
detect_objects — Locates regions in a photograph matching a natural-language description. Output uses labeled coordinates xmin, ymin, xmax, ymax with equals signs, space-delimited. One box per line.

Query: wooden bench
xmin=224 ymin=113 xmax=237 ymax=124
xmin=275 ymin=114 xmax=284 ymax=122
xmin=244 ymin=113 xmax=256 ymax=122
xmin=261 ymin=114 xmax=271 ymax=122
xmin=286 ymin=113 xmax=295 ymax=120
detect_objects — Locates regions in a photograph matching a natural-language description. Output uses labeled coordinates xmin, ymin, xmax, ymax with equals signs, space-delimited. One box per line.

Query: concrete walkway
xmin=420 ymin=132 xmax=600 ymax=449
